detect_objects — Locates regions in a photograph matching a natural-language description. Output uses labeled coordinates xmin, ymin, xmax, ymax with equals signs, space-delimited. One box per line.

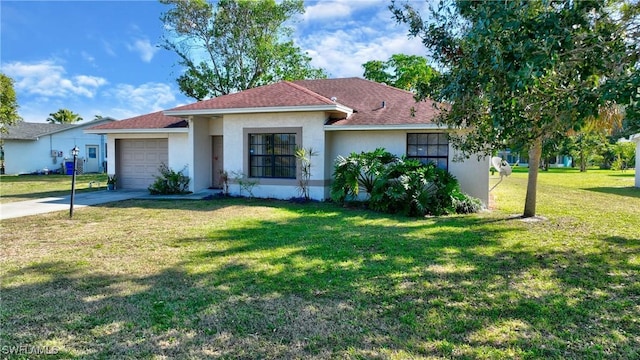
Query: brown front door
xmin=211 ymin=136 xmax=223 ymax=188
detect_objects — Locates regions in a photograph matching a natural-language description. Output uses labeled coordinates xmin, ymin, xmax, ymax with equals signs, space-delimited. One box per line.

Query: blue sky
xmin=1 ymin=0 xmax=427 ymax=123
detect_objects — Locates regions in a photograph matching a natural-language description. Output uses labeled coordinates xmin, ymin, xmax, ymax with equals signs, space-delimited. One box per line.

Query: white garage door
xmin=117 ymin=139 xmax=168 ymax=189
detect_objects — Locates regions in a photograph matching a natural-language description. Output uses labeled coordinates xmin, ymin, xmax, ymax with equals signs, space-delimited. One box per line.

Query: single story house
xmin=1 ymin=118 xmax=115 ymax=175
xmin=86 ymin=78 xmax=489 ymax=204
xmin=632 ymin=133 xmax=640 ymax=188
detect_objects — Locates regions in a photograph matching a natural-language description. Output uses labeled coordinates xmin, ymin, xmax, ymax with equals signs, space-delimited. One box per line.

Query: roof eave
xmin=324 ymin=123 xmax=448 ymax=131
xmin=84 ymin=128 xmax=188 ymax=134
xmin=164 ymin=104 xmax=353 ymax=117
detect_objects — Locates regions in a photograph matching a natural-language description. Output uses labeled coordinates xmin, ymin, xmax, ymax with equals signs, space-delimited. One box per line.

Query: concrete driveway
xmin=0 ymin=190 xmax=148 ymax=220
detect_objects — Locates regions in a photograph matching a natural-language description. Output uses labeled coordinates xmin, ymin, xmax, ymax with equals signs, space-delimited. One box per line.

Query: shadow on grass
xmin=608 ymin=173 xmax=635 ymax=178
xmin=582 ymin=186 xmax=640 ymax=198
xmin=2 ymin=205 xmax=639 ymax=358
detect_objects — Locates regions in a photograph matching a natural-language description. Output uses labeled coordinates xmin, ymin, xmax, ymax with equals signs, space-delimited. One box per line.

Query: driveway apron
xmin=0 ymin=190 xmax=148 ymax=220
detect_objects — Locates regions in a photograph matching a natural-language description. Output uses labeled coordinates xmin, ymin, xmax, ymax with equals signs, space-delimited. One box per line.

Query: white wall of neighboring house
xmin=2 ymin=126 xmax=107 ymax=175
xmin=632 ymin=133 xmax=640 ymax=188
xmin=326 ymin=129 xmax=490 ymax=206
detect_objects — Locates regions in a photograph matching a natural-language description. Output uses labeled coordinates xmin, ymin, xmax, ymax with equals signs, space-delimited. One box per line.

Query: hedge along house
xmin=87 ymin=78 xmax=490 ymax=205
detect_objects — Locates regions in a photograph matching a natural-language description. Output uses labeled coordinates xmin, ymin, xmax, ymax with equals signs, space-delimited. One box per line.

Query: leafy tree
xmin=391 ymin=0 xmax=630 ymax=217
xmin=362 ymin=54 xmax=437 ymax=92
xmin=46 ymin=109 xmax=83 ymax=124
xmin=0 ymin=73 xmax=22 ymax=133
xmin=604 ymin=0 xmax=640 ymax=136
xmin=160 ymin=0 xmax=327 ymax=100
xmin=568 ymin=104 xmax=625 ymax=171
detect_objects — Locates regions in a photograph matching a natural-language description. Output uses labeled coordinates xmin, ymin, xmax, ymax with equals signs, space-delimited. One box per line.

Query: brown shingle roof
xmin=170 ymin=81 xmax=335 ymax=111
xmin=88 ymin=111 xmax=187 ymax=130
xmin=89 ymin=78 xmax=441 ymax=130
xmin=292 ymin=78 xmax=439 ymax=126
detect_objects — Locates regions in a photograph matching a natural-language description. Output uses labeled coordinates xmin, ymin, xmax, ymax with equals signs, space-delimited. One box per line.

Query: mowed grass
xmin=1 ymin=168 xmax=638 ymax=359
xmin=0 ymin=174 xmax=108 ymax=203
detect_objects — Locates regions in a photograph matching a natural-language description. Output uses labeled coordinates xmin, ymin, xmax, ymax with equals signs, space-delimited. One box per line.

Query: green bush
xmin=330 ymin=148 xmax=396 ymax=202
xmin=331 ymin=149 xmax=482 ymax=217
xmin=148 ymin=163 xmax=190 ymax=195
xmin=452 ymin=190 xmax=484 ymax=214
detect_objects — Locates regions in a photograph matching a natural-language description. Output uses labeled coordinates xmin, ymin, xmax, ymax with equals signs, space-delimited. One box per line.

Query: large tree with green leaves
xmin=362 ymin=54 xmax=437 ymax=92
xmin=160 ymin=0 xmax=327 ymax=100
xmin=604 ymin=1 xmax=640 ymax=135
xmin=46 ymin=109 xmax=83 ymax=124
xmin=391 ymin=0 xmax=631 ymax=217
xmin=0 ymin=73 xmax=22 ymax=133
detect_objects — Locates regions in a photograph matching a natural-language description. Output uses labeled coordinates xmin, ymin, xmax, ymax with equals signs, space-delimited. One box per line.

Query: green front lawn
xmin=0 ymin=174 xmax=108 ymax=203
xmin=1 ymin=168 xmax=638 ymax=359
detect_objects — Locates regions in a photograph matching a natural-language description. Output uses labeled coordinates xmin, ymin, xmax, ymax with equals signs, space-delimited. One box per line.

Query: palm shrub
xmin=148 ymin=163 xmax=190 ymax=195
xmin=330 ymin=148 xmax=397 ymax=202
xmin=332 ymin=149 xmax=482 ymax=216
xmin=370 ymin=159 xmax=461 ymax=216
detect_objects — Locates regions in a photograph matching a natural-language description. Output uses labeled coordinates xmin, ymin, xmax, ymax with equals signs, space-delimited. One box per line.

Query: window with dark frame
xmin=407 ymin=133 xmax=449 ymax=170
xmin=249 ymin=133 xmax=297 ymax=178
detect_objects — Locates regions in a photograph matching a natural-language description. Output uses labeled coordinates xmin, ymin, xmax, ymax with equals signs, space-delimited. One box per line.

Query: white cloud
xmin=108 ymin=82 xmax=177 ymax=116
xmin=2 ymin=60 xmax=108 ymax=98
xmin=127 ymin=38 xmax=159 ymax=63
xmin=297 ymin=2 xmax=428 ymax=78
xmin=299 ymin=30 xmax=425 ymax=78
xmin=303 ymin=1 xmax=352 ymax=21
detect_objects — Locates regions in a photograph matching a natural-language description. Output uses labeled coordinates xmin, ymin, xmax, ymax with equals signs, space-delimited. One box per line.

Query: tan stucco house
xmin=86 ymin=78 xmax=490 ymax=204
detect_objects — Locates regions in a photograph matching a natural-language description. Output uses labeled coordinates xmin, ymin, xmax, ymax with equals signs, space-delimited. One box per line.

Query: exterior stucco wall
xmin=168 ymin=133 xmax=190 ymax=176
xmin=2 ymin=127 xmax=107 ymax=175
xmin=448 ymin=149 xmax=490 ymax=206
xmin=326 ymin=130 xmax=490 ymax=206
xmin=190 ymin=119 xmax=211 ymax=192
xmin=219 ymin=111 xmax=327 ymax=199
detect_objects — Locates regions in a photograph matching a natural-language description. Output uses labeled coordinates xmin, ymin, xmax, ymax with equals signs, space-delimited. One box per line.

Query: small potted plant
xmin=107 ymin=175 xmax=117 ymax=190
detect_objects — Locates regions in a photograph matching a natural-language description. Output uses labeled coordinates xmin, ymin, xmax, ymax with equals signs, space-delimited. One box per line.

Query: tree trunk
xmin=579 ymin=150 xmax=586 ymax=172
xmin=523 ymin=136 xmax=542 ymax=218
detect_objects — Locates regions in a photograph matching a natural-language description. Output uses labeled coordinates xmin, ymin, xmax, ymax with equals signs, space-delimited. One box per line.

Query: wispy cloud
xmin=2 ymin=60 xmax=107 ymax=98
xmin=127 ymin=38 xmax=159 ymax=63
xmin=81 ymin=51 xmax=97 ymax=67
xmin=107 ymin=82 xmax=177 ymax=118
xmin=297 ymin=2 xmax=427 ymax=78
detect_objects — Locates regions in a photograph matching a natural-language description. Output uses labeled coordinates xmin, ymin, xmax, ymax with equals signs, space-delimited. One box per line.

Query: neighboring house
xmin=1 ymin=118 xmax=115 ymax=175
xmin=632 ymin=133 xmax=640 ymax=188
xmin=86 ymin=78 xmax=490 ymax=204
xmin=498 ymin=148 xmax=572 ymax=168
